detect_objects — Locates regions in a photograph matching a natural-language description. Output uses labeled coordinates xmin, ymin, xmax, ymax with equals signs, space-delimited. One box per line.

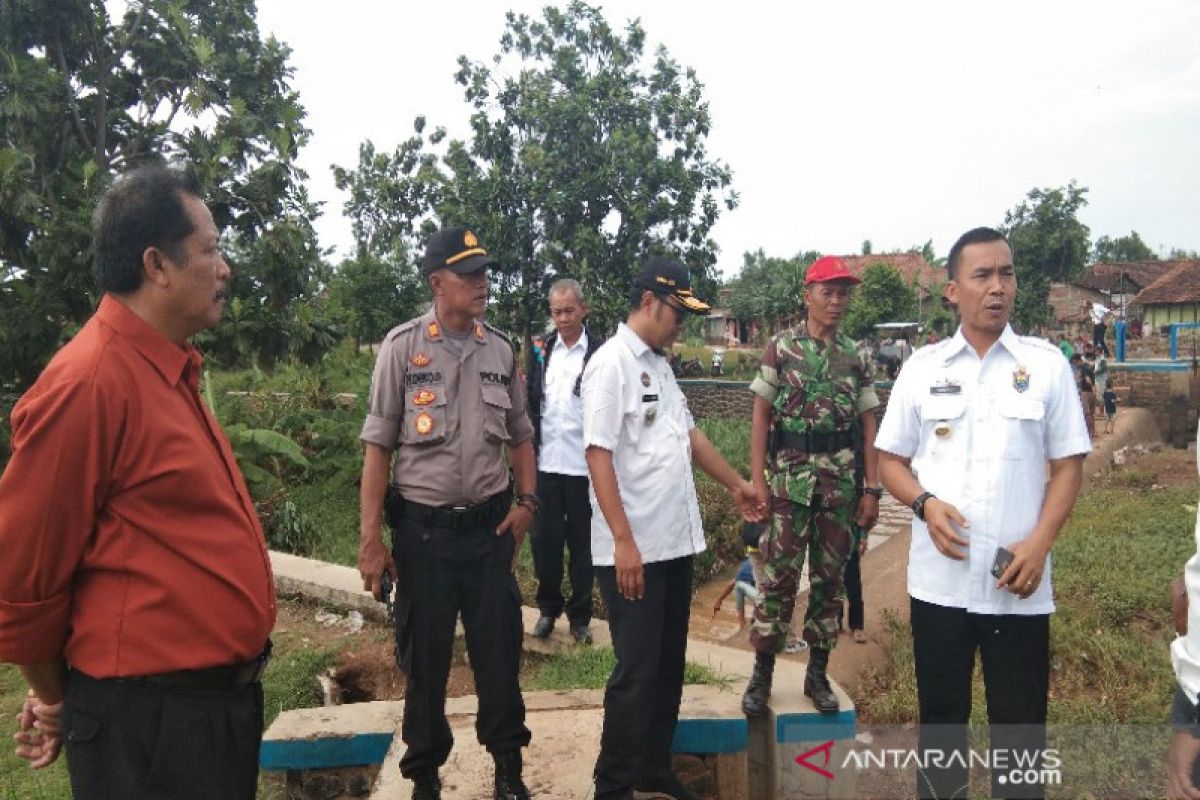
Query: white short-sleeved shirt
xmin=582 ymin=323 xmax=705 ymax=566
xmin=1171 ymin=421 xmax=1200 ymax=702
xmin=875 ymin=325 xmax=1091 ymax=615
xmin=538 ymin=330 xmax=588 ymax=476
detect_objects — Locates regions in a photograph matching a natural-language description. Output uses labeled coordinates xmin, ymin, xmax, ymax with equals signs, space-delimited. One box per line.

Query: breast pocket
xmin=919 ymin=396 xmax=969 ymax=460
xmin=402 ymin=387 xmax=448 ymax=445
xmin=998 ymin=396 xmax=1045 ymax=460
xmin=481 ymin=384 xmax=512 ymax=443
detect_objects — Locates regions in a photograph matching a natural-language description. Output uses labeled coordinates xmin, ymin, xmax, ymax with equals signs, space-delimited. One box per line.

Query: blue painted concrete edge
xmin=776 ymin=710 xmax=857 ymax=744
xmin=672 ymin=717 xmax=748 ymax=754
xmin=260 ymin=732 xmax=394 ymax=771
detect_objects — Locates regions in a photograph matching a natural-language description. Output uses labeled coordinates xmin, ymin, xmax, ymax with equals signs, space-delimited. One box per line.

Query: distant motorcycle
xmin=673 ymin=357 xmax=703 ymax=378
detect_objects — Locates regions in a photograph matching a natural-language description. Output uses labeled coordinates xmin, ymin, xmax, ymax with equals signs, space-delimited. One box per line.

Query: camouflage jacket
xmin=749 ymin=326 xmax=879 ymax=508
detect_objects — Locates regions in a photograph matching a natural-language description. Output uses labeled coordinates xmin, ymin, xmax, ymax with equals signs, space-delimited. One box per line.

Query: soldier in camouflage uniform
xmin=741 ymin=255 xmax=883 ymax=716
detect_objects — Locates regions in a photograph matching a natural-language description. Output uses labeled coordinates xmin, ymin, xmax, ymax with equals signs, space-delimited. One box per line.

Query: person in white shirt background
xmin=525 ymin=278 xmax=604 ymax=645
xmin=876 ymin=226 xmax=1090 ymax=799
xmin=1168 ymin=427 xmax=1200 ymax=799
xmin=582 ymin=257 xmax=761 ymax=800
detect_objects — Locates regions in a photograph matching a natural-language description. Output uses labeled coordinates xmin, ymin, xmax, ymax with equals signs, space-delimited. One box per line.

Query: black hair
xmin=946 ymin=227 xmax=1009 ymax=281
xmin=91 ymin=164 xmax=204 ymax=293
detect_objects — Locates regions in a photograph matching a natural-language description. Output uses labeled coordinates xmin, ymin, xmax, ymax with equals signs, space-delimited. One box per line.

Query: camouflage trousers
xmin=749 ymin=496 xmax=854 ymax=654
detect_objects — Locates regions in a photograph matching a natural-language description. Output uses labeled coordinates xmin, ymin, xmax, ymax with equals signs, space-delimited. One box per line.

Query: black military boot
xmin=493 ymin=749 xmax=531 ymax=800
xmin=741 ymin=651 xmax=775 ymax=717
xmin=804 ymin=647 xmax=839 ymax=714
xmin=410 ymin=767 xmax=441 ymax=800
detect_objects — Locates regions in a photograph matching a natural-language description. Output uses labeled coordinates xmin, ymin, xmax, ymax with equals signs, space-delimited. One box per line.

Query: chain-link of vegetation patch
xmin=524 ymin=646 xmax=730 ymax=692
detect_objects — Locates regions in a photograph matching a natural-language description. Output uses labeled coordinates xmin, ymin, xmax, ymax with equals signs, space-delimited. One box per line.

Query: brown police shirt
xmin=361 ymin=308 xmax=534 ymax=506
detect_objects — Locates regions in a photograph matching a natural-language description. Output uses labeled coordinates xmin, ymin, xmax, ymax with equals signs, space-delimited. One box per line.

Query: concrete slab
xmin=270 ymin=550 xmax=390 ymax=623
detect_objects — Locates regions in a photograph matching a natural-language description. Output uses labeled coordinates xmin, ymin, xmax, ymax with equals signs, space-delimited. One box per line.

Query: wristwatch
xmin=911 ymin=491 xmax=935 ymax=521
xmin=515 ymin=493 xmax=541 ymax=515
xmin=862 ymin=486 xmax=883 ymax=499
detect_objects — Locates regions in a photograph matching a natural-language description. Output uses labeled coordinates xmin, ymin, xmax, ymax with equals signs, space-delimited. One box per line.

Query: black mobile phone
xmin=990 ymin=547 xmax=1015 ymax=579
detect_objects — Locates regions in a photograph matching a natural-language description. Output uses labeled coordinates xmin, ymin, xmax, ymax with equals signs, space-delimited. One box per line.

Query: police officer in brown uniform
xmin=358 ymin=227 xmax=537 ymax=800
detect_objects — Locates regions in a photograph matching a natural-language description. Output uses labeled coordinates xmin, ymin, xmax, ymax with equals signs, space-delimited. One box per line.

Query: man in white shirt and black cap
xmin=582 ymin=256 xmax=762 ymax=800
xmin=876 ymin=226 xmax=1089 ymax=799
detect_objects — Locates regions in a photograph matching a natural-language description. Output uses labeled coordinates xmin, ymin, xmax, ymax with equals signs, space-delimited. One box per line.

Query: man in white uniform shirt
xmin=582 ymin=257 xmax=761 ymax=800
xmin=876 ymin=227 xmax=1089 ymax=800
xmin=526 ymin=278 xmax=603 ymax=644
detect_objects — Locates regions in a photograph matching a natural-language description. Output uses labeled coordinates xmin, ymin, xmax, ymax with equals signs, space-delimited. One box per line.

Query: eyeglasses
xmin=659 ymin=296 xmax=686 ymax=323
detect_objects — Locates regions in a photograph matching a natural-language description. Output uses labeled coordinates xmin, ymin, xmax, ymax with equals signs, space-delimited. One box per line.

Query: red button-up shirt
xmin=0 ymin=295 xmax=276 ymax=676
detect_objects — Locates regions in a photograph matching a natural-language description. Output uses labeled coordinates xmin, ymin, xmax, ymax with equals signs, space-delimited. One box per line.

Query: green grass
xmin=0 ymin=667 xmax=70 ymax=800
xmin=673 ymin=344 xmax=763 ymax=382
xmin=524 ymin=645 xmax=729 ymax=691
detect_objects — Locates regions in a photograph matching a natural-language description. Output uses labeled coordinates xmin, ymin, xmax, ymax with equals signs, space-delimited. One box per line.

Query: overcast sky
xmin=252 ymin=0 xmax=1200 ymax=275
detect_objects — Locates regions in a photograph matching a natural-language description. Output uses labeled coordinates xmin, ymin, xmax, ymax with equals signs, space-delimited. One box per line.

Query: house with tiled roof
xmin=1130 ymin=260 xmax=1200 ymax=329
xmin=837 ymin=253 xmax=944 ymax=299
xmin=1080 ymin=260 xmax=1177 ymax=315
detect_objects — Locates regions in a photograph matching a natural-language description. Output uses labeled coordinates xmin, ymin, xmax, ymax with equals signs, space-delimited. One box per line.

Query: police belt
xmin=394 ymin=489 xmax=512 ymax=531
xmin=101 ymin=640 xmax=273 ymax=690
xmin=773 ymin=428 xmax=856 ymax=454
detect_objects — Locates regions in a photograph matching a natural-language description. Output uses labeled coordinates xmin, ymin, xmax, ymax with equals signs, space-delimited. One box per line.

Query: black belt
xmin=103 ymin=640 xmax=272 ymax=690
xmin=773 ymin=428 xmax=856 ymax=453
xmin=395 ymin=490 xmax=511 ymax=531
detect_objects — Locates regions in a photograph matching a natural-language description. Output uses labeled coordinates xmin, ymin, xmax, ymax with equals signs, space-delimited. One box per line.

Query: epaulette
xmin=383 ymin=318 xmax=420 ymax=342
xmin=908 ymin=338 xmax=953 ymax=361
xmin=1018 ymin=335 xmax=1061 ymax=354
xmin=481 ymin=319 xmax=515 ymax=347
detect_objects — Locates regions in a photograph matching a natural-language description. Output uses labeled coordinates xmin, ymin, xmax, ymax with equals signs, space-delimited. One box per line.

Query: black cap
xmin=422 ymin=227 xmax=498 ymax=276
xmin=633 ymin=257 xmax=711 ymax=314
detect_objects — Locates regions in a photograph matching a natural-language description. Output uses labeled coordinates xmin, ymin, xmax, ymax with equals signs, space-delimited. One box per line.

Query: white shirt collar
xmin=616 ymin=322 xmax=652 ymax=358
xmin=945 ymin=324 xmax=1020 ymax=361
xmin=557 ymin=328 xmax=588 ymax=353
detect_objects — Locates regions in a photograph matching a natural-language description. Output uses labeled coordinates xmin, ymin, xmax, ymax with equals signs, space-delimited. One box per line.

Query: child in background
xmin=713 ymin=522 xmax=767 ymax=629
xmin=1103 ymin=384 xmax=1118 ymax=434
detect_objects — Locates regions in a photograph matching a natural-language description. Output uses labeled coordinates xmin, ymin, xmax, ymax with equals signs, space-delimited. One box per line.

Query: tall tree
xmin=327 ymin=249 xmax=428 ymax=350
xmin=1092 ymin=231 xmax=1156 ymax=263
xmin=842 ymin=261 xmax=918 ymax=339
xmin=332 ymin=2 xmax=737 ymax=343
xmin=0 ymin=0 xmax=326 ymax=386
xmin=1001 ymin=181 xmax=1091 ymax=329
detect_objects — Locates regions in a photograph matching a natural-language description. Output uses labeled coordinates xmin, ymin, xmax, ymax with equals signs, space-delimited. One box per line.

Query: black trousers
xmin=1093 ymin=323 xmax=1111 ymax=356
xmin=391 ymin=509 xmax=530 ymax=777
xmin=911 ymin=597 xmax=1050 ymax=800
xmin=594 ymin=556 xmax=693 ymax=799
xmin=842 ymin=546 xmax=864 ymax=630
xmin=532 ymin=471 xmax=594 ymax=624
xmin=62 ymin=670 xmax=263 ymax=800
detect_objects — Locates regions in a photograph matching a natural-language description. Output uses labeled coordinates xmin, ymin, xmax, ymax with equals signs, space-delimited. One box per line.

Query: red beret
xmin=805 ymin=256 xmax=861 ymax=285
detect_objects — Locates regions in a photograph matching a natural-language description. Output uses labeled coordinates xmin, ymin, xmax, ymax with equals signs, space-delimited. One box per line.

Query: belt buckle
xmin=450 ymin=505 xmax=470 ymax=513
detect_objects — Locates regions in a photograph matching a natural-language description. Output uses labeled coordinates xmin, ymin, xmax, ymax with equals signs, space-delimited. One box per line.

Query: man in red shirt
xmin=0 ymin=165 xmax=276 ymax=799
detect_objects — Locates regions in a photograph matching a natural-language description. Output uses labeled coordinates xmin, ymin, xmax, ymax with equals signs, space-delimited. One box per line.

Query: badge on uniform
xmin=410 ymin=352 xmax=431 ymax=367
xmin=412 ymin=389 xmax=437 ymax=406
xmin=929 ymin=378 xmax=962 ymax=395
xmin=474 ymin=322 xmax=485 ymax=342
xmin=426 ymin=321 xmax=441 ymax=339
xmin=1013 ymin=365 xmax=1030 ymax=393
xmin=415 ymin=412 xmax=434 ymax=435
xmin=934 ymin=422 xmax=953 ymax=438
xmin=640 ymin=372 xmax=651 ymax=387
